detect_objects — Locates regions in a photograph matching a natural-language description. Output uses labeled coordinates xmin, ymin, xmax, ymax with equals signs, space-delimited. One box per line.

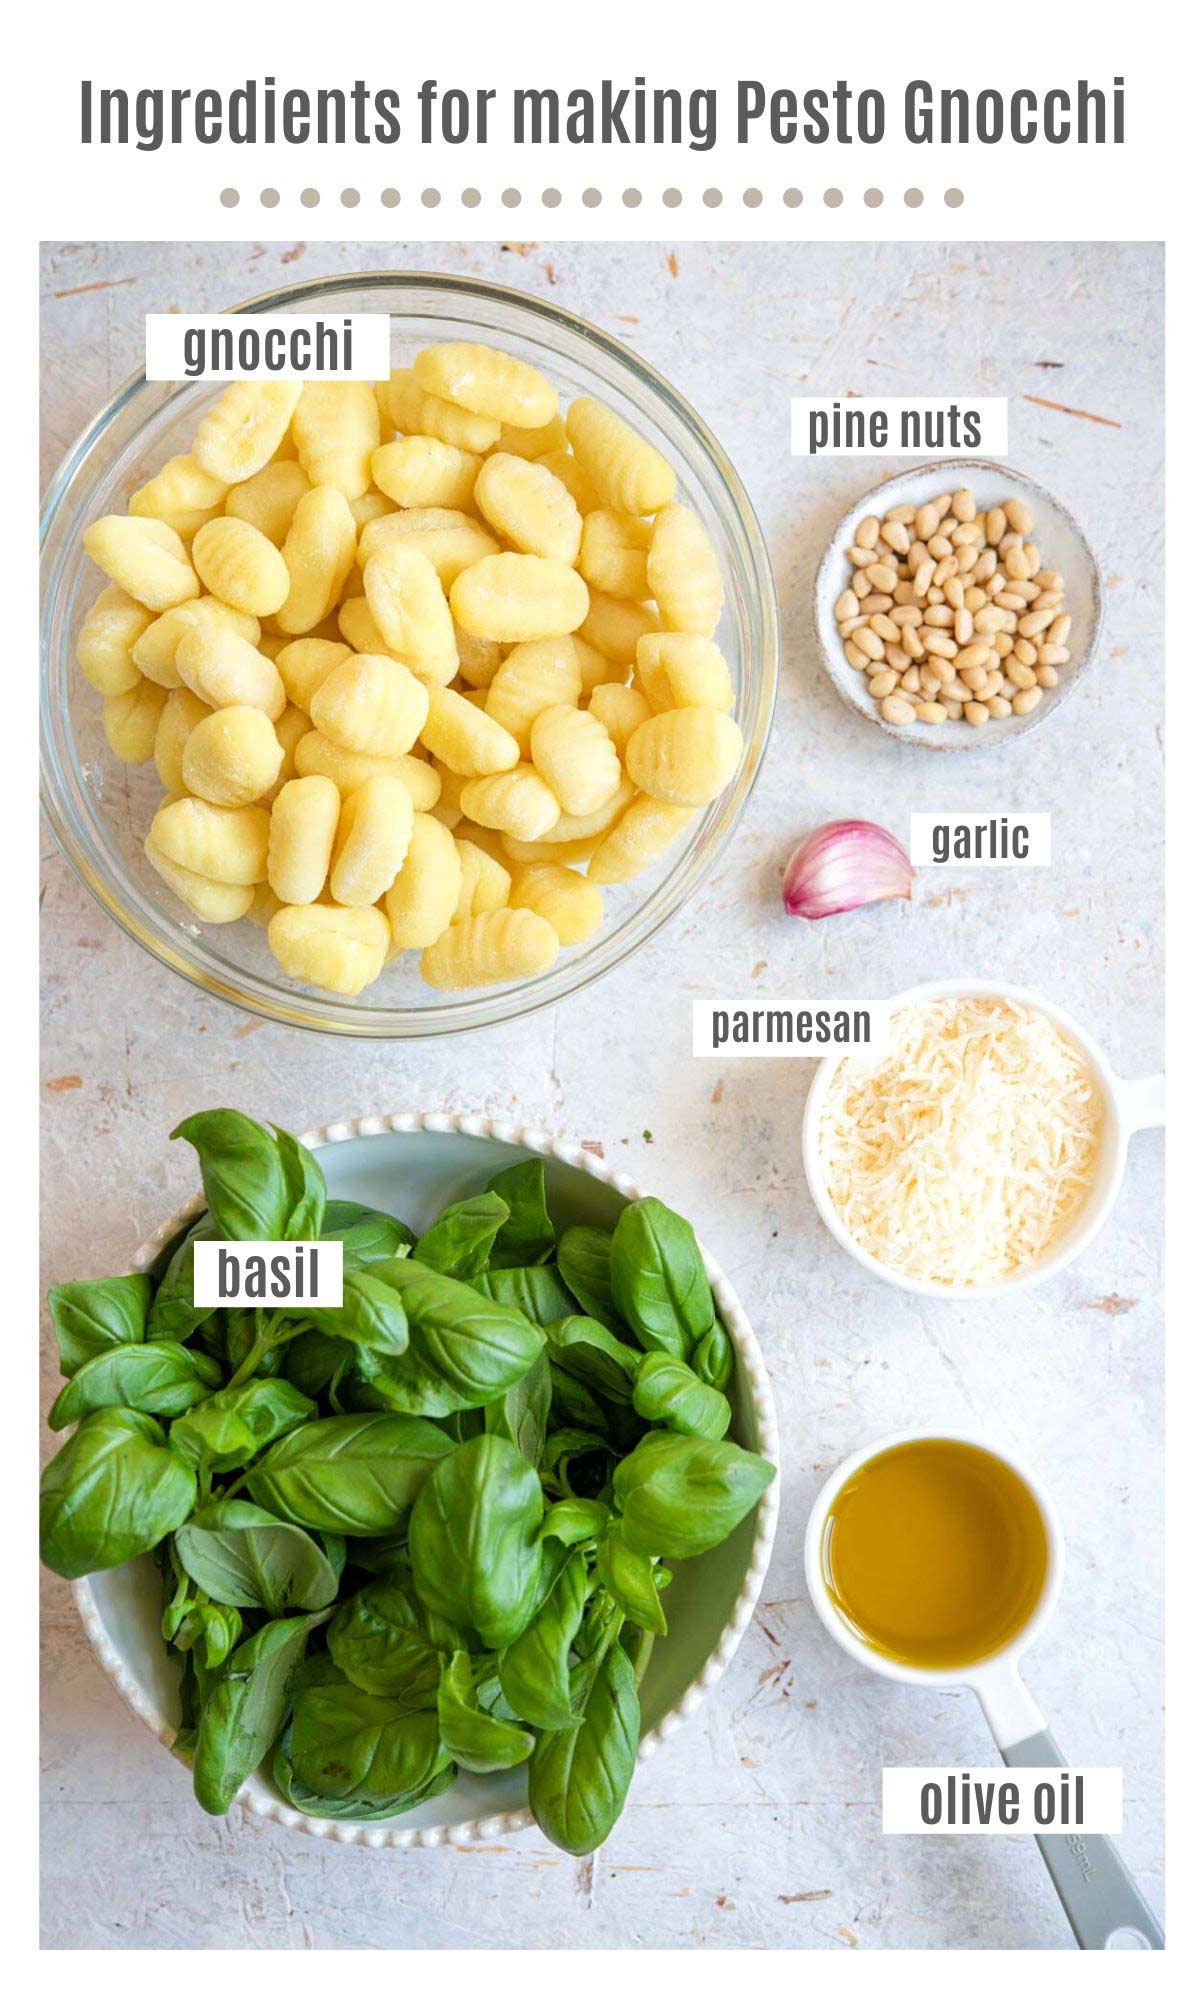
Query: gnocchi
xmin=75 ymin=337 xmax=742 ymax=997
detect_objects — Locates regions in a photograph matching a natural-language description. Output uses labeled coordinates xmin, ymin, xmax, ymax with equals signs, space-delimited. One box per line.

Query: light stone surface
xmin=40 ymin=238 xmax=1164 ymax=1951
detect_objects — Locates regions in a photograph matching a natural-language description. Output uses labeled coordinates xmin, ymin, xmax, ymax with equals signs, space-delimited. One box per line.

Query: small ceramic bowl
xmin=800 ymin=978 xmax=1164 ymax=1299
xmin=71 ymin=1112 xmax=781 ymax=1850
xmin=813 ymin=459 xmax=1102 ymax=751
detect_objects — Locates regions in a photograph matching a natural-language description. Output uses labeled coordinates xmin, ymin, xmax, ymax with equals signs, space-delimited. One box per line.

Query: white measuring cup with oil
xmin=804 ymin=1429 xmax=1164 ymax=1950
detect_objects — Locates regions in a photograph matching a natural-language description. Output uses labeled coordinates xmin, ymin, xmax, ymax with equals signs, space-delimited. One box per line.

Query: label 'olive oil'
xmin=822 ymin=1438 xmax=1049 ymax=1671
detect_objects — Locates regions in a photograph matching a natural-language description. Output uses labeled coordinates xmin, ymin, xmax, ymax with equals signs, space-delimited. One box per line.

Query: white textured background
xmin=40 ymin=238 xmax=1164 ymax=1951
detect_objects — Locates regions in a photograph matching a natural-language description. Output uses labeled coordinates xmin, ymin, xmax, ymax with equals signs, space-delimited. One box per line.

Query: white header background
xmin=17 ymin=3 xmax=1178 ymax=242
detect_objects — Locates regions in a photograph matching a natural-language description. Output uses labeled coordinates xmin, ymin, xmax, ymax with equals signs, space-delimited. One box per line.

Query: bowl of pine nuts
xmin=813 ymin=460 xmax=1102 ymax=749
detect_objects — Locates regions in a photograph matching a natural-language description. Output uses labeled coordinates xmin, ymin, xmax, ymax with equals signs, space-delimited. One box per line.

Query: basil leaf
xmin=170 ymin=1109 xmax=290 ymax=1242
xmin=321 ymin=1201 xmax=414 ymax=1266
xmin=691 ymin=1321 xmax=734 ymax=1392
xmin=610 ymin=1198 xmax=715 ymax=1361
xmin=473 ymin=1264 xmax=577 ymax=1327
xmin=484 ymin=1350 xmax=552 ymax=1467
xmin=192 ymin=1612 xmax=316 ymax=1814
xmin=169 ymin=1379 xmax=315 ymax=1472
xmin=328 ymin=1579 xmax=442 ymax=1700
xmin=437 ymin=1650 xmax=533 ymax=1772
xmin=147 ymin=1220 xmax=218 ymax=1342
xmin=486 ymin=1159 xmax=556 ymax=1269
xmin=410 ymin=1434 xmax=544 ymax=1650
xmin=413 ymin=1192 xmax=509 ymax=1279
xmin=367 ymin=1258 xmax=546 ymax=1415
xmin=174 ymin=1499 xmax=340 ymax=1614
xmin=499 ymin=1546 xmax=589 ymax=1731
xmin=545 ymin=1316 xmax=639 ymax=1403
xmin=528 ymin=1636 xmax=640 ymax=1856
xmin=47 ymin=1274 xmax=152 ymax=1379
xmin=271 ymin=1719 xmax=456 ymax=1821
xmin=538 ymin=1498 xmax=610 ymax=1548
xmin=48 ymin=1341 xmax=223 ymax=1430
xmin=631 ymin=1351 xmax=731 ymax=1441
xmin=305 ymin=1268 xmax=409 ymax=1357
xmin=548 ymin=1364 xmax=608 ymax=1433
xmin=613 ymin=1433 xmax=775 ymax=1559
xmin=174 ymin=1601 xmax=244 ymax=1672
xmin=556 ymin=1225 xmax=620 ymax=1330
xmin=288 ymin=1679 xmax=452 ymax=1807
xmin=273 ymin=1127 xmax=326 ymax=1239
xmin=222 ymin=1308 xmax=285 ymax=1379
xmin=596 ymin=1527 xmax=668 ymax=1635
xmin=40 ymin=1408 xmax=197 ymax=1579
xmin=247 ymin=1412 xmax=454 ymax=1535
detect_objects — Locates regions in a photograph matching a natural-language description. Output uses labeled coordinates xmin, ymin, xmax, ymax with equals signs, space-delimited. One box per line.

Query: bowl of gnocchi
xmin=40 ymin=272 xmax=778 ymax=1036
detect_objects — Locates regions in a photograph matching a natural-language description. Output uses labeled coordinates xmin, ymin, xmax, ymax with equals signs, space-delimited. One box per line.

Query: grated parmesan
xmin=818 ymin=996 xmax=1104 ymax=1287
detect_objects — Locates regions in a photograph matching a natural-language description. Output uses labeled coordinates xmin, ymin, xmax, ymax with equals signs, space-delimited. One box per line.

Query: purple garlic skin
xmin=783 ymin=820 xmax=914 ymax=921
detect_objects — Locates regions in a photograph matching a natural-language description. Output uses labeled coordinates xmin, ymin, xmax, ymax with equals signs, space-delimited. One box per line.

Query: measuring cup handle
xmin=1001 ymin=1727 xmax=1164 ymax=1950
xmin=1116 ymin=1071 xmax=1166 ymax=1134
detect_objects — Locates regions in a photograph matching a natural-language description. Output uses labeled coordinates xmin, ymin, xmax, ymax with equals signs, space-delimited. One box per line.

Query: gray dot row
xmin=225 ymin=186 xmax=965 ymax=211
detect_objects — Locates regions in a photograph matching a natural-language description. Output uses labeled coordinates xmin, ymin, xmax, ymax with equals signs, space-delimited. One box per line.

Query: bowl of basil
xmin=46 ymin=1109 xmax=780 ymax=1853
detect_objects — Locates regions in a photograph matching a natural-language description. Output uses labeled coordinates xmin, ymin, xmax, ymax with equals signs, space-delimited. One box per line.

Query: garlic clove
xmin=782 ymin=819 xmax=913 ymax=921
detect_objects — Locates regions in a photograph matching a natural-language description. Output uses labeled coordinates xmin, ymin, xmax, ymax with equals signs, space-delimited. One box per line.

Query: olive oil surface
xmin=822 ymin=1438 xmax=1049 ymax=1671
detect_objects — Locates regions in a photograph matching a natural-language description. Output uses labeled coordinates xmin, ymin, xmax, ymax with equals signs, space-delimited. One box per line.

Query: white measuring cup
xmin=804 ymin=1429 xmax=1164 ymax=1950
xmin=801 ymin=979 xmax=1165 ymax=1298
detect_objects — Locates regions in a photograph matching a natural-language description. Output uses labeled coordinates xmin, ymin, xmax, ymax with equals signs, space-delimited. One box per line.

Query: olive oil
xmin=822 ymin=1439 xmax=1048 ymax=1671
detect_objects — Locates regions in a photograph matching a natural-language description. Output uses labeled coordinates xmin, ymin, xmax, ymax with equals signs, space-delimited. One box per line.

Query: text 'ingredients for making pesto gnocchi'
xmin=833 ymin=488 xmax=1073 ymax=729
xmin=74 ymin=347 xmax=745 ymax=998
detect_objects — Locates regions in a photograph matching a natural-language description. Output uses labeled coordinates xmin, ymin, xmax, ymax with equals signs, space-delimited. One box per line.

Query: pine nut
xmin=943 ymin=700 xmax=964 ymax=719
xmin=964 ymin=701 xmax=989 ymax=726
xmin=985 ymin=507 xmax=1007 ymax=545
xmin=951 ymin=487 xmax=975 ymax=521
xmin=859 ymin=592 xmax=893 ymax=614
xmin=915 ymin=502 xmax=941 ymax=541
xmin=928 ymin=534 xmax=953 ymax=560
xmin=960 ymin=665 xmax=989 ymax=692
xmin=1010 ymin=662 xmax=1037 ymax=689
xmin=987 ymin=696 xmax=1013 ymax=718
xmin=1018 ymin=608 xmax=1056 ymax=638
xmin=1005 ymin=499 xmax=1035 ymax=535
xmin=1038 ymin=643 xmax=1070 ymax=667
xmin=839 ymin=616 xmax=868 ymax=636
xmin=885 ymin=643 xmax=909 ymax=672
xmin=956 ymin=641 xmax=991 ymax=672
xmin=880 ymin=521 xmax=910 ymax=555
xmin=834 ymin=589 xmax=858 ymax=622
xmin=853 ymin=570 xmax=872 ymax=598
xmin=885 ymin=504 xmax=916 ymax=525
xmin=900 ymin=667 xmax=921 ymax=693
xmin=858 ymin=627 xmax=885 ymax=661
xmin=945 ymin=577 xmax=966 ymax=610
xmin=954 ymin=608 xmax=974 ymax=645
xmin=916 ymin=701 xmax=948 ymax=723
xmin=848 ymin=545 xmax=874 ymax=568
xmin=925 ymin=656 xmax=955 ymax=685
xmin=844 ymin=640 xmax=868 ymax=671
xmin=857 ymin=516 xmax=881 ymax=548
xmin=1012 ymin=686 xmax=1043 ymax=714
xmin=924 ymin=604 xmax=954 ymax=628
xmin=892 ymin=605 xmax=922 ymax=627
xmin=901 ymin=625 xmax=924 ymax=659
xmin=865 ymin=563 xmax=899 ymax=592
xmin=868 ymin=670 xmax=898 ymax=698
xmin=922 ymin=629 xmax=958 ymax=659
xmin=881 ymin=695 xmax=916 ymax=724
xmin=1035 ymin=665 xmax=1060 ymax=689
xmin=870 ymin=613 xmax=901 ymax=642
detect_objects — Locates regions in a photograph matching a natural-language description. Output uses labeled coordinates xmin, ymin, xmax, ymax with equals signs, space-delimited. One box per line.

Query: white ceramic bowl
xmin=801 ymin=978 xmax=1164 ymax=1299
xmin=72 ymin=1112 xmax=781 ymax=1849
xmin=813 ymin=459 xmax=1102 ymax=751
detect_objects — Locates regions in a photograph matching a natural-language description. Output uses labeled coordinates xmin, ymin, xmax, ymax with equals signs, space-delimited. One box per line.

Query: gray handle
xmin=1002 ymin=1729 xmax=1164 ymax=1949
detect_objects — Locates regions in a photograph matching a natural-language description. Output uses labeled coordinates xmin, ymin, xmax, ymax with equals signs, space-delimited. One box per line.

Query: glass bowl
xmin=41 ymin=271 xmax=779 ymax=1038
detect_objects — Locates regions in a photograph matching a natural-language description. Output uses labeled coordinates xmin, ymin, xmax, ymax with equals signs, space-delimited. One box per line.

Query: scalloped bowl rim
xmin=72 ymin=1109 xmax=781 ymax=1851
